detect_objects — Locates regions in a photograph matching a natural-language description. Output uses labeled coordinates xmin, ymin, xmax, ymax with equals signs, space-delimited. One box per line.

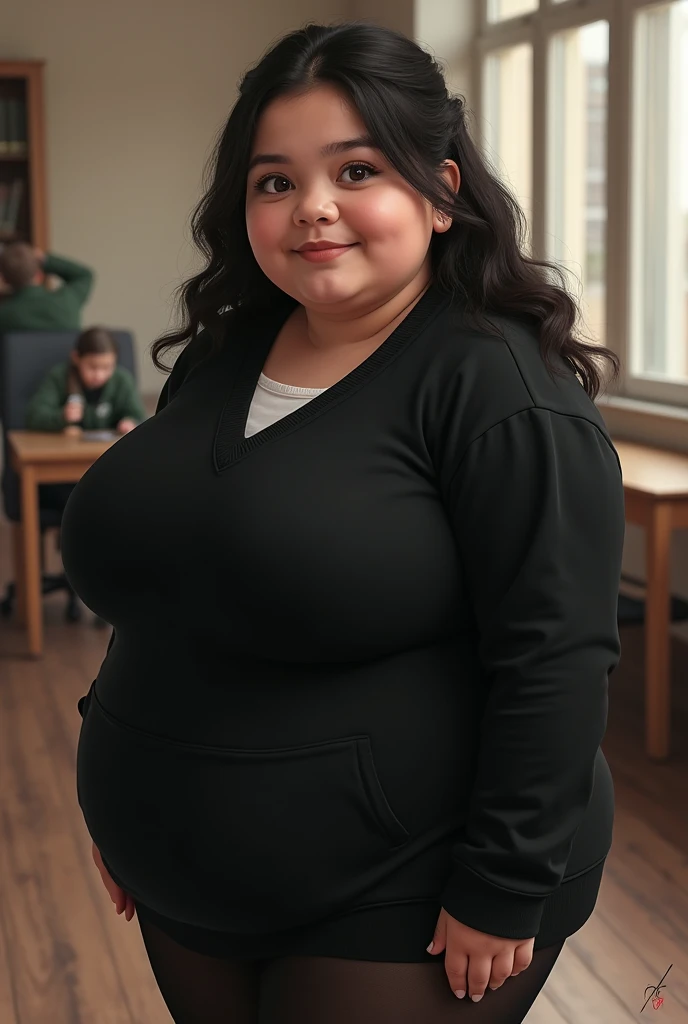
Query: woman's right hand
xmin=91 ymin=843 xmax=136 ymax=921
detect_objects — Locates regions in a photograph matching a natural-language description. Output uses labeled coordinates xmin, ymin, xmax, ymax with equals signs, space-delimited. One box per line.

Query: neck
xmin=299 ymin=265 xmax=432 ymax=353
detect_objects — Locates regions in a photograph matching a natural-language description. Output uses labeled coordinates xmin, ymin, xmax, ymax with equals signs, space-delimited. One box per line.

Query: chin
xmin=293 ymin=277 xmax=369 ymax=310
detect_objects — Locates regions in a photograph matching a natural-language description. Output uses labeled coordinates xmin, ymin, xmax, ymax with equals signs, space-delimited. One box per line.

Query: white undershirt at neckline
xmin=257 ymin=372 xmax=329 ymax=397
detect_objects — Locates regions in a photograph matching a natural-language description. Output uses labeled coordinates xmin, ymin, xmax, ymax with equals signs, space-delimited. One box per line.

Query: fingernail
xmin=426 ymin=942 xmax=434 ymax=953
xmin=454 ymin=990 xmax=466 ymax=999
xmin=472 ymin=994 xmax=483 ymax=1003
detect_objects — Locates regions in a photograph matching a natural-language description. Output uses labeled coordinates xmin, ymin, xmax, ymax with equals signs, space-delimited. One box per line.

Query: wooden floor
xmin=1 ymin=524 xmax=688 ymax=1023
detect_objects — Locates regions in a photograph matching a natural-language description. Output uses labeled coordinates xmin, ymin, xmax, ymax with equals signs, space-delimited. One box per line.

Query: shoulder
xmin=161 ymin=299 xmax=291 ymax=404
xmin=423 ymin=299 xmax=612 ymax=445
xmin=154 ymin=306 xmax=240 ymax=413
xmin=167 ymin=309 xmax=233 ymax=389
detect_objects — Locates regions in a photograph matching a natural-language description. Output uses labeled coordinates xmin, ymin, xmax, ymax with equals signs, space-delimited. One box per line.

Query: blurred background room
xmin=0 ymin=0 xmax=687 ymax=1020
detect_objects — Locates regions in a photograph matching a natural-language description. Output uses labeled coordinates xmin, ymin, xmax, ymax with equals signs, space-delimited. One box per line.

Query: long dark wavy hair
xmin=151 ymin=20 xmax=619 ymax=399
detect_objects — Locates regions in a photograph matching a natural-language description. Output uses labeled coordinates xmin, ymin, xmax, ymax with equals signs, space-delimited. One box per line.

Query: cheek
xmin=246 ymin=203 xmax=287 ymax=260
xmin=347 ymin=188 xmax=431 ymax=247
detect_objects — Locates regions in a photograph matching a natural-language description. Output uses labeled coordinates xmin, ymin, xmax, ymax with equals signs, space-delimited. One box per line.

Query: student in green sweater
xmin=26 ymin=327 xmax=146 ymax=437
xmin=0 ymin=242 xmax=94 ymax=331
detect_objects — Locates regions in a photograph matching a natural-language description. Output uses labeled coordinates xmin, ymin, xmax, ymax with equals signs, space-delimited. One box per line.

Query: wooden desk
xmin=614 ymin=440 xmax=688 ymax=761
xmin=8 ymin=430 xmax=118 ymax=657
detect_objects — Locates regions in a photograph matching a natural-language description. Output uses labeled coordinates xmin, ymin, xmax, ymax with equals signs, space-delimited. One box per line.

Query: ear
xmin=70 ymin=350 xmax=79 ymax=367
xmin=432 ymin=159 xmax=461 ymax=234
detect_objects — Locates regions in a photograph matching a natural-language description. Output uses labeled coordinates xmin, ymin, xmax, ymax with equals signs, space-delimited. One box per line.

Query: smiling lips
xmin=295 ymin=241 xmax=357 ymax=263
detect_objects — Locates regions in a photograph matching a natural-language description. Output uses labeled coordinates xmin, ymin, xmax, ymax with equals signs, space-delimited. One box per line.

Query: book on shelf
xmin=0 ymin=178 xmax=25 ymax=238
xmin=0 ymin=98 xmax=28 ymax=156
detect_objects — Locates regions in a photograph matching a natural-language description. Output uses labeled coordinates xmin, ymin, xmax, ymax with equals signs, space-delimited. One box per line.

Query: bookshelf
xmin=0 ymin=61 xmax=48 ymax=249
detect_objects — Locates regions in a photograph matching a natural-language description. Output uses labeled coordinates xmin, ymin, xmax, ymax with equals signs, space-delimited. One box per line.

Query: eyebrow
xmin=247 ymin=135 xmax=377 ymax=173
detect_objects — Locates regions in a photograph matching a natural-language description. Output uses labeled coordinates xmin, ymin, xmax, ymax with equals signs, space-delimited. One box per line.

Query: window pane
xmin=487 ymin=0 xmax=538 ymax=24
xmin=482 ymin=43 xmax=533 ymax=245
xmin=547 ymin=21 xmax=609 ymax=346
xmin=630 ymin=0 xmax=688 ymax=383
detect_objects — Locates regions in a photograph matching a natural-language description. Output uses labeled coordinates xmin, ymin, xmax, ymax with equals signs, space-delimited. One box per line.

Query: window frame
xmin=472 ymin=0 xmax=688 ymax=408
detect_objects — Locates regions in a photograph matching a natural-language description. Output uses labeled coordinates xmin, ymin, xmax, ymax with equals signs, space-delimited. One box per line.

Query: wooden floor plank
xmin=0 ymin=664 xmax=134 ymax=1023
xmin=611 ymin=799 xmax=688 ymax=898
xmin=565 ymin=897 xmax=688 ymax=1021
xmin=31 ymin=648 xmax=171 ymax=1024
xmin=593 ymin=867 xmax=688 ymax=1011
xmin=523 ymin=989 xmax=570 ymax=1023
xmin=533 ymin=940 xmax=639 ymax=1023
xmin=0 ymin=893 xmax=20 ymax=1024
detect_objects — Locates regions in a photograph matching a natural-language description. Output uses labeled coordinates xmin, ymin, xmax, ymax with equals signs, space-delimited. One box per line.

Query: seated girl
xmin=26 ymin=326 xmax=146 ymax=436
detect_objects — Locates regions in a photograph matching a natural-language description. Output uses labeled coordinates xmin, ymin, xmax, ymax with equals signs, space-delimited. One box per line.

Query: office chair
xmin=0 ymin=329 xmax=137 ymax=622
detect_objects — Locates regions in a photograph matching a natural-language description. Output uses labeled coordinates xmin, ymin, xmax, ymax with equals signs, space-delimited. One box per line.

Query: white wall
xmin=350 ymin=0 xmax=476 ymax=104
xmin=349 ymin=0 xmax=415 ymax=36
xmin=2 ymin=0 xmax=346 ymax=394
xmin=415 ymin=0 xmax=476 ymax=103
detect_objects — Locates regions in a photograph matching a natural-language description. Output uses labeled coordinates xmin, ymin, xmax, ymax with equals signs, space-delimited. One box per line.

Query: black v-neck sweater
xmin=64 ymin=285 xmax=625 ymax=945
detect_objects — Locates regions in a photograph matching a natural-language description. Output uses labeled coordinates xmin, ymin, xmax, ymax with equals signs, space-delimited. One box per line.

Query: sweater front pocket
xmin=76 ymin=688 xmax=411 ymax=933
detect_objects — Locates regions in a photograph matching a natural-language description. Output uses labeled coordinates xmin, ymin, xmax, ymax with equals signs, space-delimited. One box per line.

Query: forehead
xmin=250 ymin=85 xmax=367 ymax=155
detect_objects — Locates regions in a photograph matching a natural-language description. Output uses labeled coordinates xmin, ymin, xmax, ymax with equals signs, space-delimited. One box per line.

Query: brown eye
xmin=340 ymin=163 xmax=378 ymax=184
xmin=256 ymin=175 xmax=293 ymax=194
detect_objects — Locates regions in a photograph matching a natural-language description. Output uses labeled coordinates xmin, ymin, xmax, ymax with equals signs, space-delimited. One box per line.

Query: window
xmin=488 ymin=0 xmax=538 ymax=25
xmin=547 ymin=21 xmax=609 ymax=346
xmin=629 ymin=0 xmax=688 ymax=386
xmin=483 ymin=44 xmax=533 ymax=239
xmin=476 ymin=0 xmax=688 ymax=407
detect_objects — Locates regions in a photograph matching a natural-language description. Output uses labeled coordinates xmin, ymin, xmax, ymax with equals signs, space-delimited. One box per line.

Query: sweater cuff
xmin=440 ymin=860 xmax=547 ymax=940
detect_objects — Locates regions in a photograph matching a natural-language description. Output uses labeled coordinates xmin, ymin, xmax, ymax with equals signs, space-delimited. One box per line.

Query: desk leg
xmin=20 ymin=465 xmax=43 ymax=657
xmin=645 ymin=502 xmax=672 ymax=760
xmin=11 ymin=522 xmax=27 ymax=625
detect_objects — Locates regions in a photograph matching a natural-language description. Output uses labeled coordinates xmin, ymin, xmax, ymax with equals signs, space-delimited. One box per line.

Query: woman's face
xmin=245 ymin=84 xmax=454 ymax=314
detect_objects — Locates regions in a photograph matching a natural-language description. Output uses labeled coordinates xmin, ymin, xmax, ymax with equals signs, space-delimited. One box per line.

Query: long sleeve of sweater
xmin=43 ymin=253 xmax=95 ymax=306
xmin=438 ymin=406 xmax=625 ymax=939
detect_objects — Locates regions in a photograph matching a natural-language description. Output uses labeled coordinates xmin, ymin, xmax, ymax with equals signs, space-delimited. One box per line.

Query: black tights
xmin=138 ymin=916 xmax=565 ymax=1023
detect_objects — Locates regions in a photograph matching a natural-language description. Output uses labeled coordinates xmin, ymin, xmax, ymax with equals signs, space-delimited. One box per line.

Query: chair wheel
xmin=66 ymin=599 xmax=82 ymax=623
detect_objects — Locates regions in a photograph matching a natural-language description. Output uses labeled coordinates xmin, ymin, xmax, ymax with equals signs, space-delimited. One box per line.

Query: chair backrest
xmin=0 ymin=330 xmax=136 ymax=520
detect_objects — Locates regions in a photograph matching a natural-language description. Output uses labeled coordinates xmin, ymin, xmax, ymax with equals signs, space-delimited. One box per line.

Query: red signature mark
xmin=652 ymin=997 xmax=664 ymax=1010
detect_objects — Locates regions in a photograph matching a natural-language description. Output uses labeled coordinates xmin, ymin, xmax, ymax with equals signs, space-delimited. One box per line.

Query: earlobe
xmin=433 ymin=211 xmax=452 ymax=234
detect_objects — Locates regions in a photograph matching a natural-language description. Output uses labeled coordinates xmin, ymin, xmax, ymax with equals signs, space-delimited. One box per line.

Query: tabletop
xmin=7 ymin=430 xmax=119 ymax=464
xmin=613 ymin=440 xmax=688 ymax=499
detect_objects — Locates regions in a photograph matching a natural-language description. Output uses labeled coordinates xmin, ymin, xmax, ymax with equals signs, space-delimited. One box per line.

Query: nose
xmin=293 ymin=183 xmax=339 ymax=227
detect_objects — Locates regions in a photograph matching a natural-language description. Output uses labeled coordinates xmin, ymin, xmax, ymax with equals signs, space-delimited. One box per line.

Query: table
xmin=614 ymin=440 xmax=688 ymax=761
xmin=8 ymin=430 xmax=118 ymax=657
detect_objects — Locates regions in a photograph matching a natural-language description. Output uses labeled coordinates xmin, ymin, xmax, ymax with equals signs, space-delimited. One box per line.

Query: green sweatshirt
xmin=0 ymin=253 xmax=94 ymax=332
xmin=25 ymin=362 xmax=146 ymax=432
